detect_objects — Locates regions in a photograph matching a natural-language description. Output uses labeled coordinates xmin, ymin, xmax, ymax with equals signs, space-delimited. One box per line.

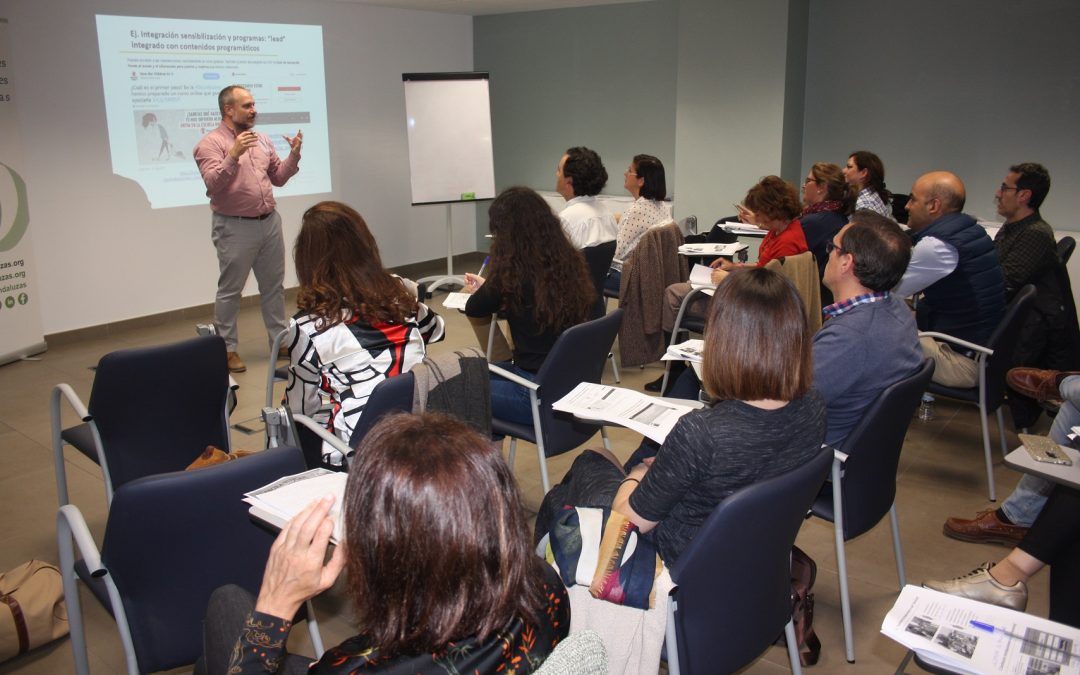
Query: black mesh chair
xmin=921 ymin=285 xmax=1036 ymax=501
xmin=665 ymin=445 xmax=833 ymax=675
xmin=50 ymin=335 xmax=232 ymax=507
xmin=57 ymin=446 xmax=323 ymax=675
xmin=489 ymin=309 xmax=622 ymax=493
xmin=810 ymin=358 xmax=935 ymax=663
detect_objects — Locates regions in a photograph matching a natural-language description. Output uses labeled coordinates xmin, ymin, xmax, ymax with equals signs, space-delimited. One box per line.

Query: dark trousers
xmin=194 ymin=585 xmax=313 ymax=675
xmin=1017 ymin=485 xmax=1080 ymax=628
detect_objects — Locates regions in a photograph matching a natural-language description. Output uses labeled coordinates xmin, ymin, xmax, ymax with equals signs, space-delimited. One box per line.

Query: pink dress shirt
xmin=193 ymin=123 xmax=300 ymax=217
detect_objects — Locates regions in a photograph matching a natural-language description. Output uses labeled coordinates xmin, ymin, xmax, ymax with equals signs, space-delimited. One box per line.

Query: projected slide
xmin=96 ymin=15 xmax=331 ymax=209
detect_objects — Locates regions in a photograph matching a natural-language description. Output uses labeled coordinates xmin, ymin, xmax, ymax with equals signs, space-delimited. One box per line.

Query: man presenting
xmin=194 ymin=85 xmax=303 ymax=373
xmin=894 ymin=171 xmax=1006 ymax=387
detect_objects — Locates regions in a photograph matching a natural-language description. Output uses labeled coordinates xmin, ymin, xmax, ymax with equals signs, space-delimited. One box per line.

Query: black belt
xmin=221 ymin=210 xmax=274 ymax=220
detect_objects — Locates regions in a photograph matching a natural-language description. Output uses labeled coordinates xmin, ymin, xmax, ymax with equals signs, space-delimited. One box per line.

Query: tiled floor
xmin=0 ymin=256 xmax=1053 ymax=674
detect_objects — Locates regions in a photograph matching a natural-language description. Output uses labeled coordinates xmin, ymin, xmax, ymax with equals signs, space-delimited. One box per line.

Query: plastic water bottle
xmin=917 ymin=393 xmax=935 ymax=421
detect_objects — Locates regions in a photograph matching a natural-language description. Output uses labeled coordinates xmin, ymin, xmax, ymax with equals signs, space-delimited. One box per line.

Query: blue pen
xmin=477 ymin=256 xmax=490 ymax=278
xmin=969 ymin=620 xmax=1078 ymax=657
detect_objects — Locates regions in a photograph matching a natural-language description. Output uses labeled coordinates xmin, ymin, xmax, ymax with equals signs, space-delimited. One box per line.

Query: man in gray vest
xmin=894 ymin=171 xmax=1006 ymax=387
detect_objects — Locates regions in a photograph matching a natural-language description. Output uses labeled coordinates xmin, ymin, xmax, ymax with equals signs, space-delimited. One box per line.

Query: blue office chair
xmin=489 ymin=309 xmax=623 ymax=493
xmin=57 ymin=446 xmax=323 ymax=675
xmin=920 ymin=284 xmax=1036 ymax=501
xmin=50 ymin=335 xmax=232 ymax=507
xmin=665 ymin=445 xmax=833 ymax=675
xmin=810 ymin=358 xmax=935 ymax=663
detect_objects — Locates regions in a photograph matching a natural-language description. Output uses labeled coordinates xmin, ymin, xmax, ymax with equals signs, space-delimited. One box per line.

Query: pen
xmin=477 ymin=255 xmax=490 ymax=278
xmin=969 ymin=621 xmax=1079 ymax=657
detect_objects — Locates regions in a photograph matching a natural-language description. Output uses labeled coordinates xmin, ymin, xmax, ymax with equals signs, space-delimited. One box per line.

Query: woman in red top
xmin=709 ymin=175 xmax=807 ymax=284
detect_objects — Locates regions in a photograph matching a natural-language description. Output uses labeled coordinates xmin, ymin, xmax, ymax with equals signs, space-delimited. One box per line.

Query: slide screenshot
xmin=96 ymin=15 xmax=331 ymax=209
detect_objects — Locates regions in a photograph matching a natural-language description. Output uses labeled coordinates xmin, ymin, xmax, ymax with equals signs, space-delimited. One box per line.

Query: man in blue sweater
xmin=815 ymin=210 xmax=924 ymax=447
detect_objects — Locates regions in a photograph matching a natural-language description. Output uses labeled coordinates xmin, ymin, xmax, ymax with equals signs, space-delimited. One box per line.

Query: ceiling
xmin=322 ymin=0 xmax=649 ymax=16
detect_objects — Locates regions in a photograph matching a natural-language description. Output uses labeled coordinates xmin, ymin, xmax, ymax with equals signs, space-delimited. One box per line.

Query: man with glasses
xmin=894 ymin=171 xmax=1006 ymax=387
xmin=815 ymin=210 xmax=923 ymax=446
xmin=942 ymin=163 xmax=1080 ymax=547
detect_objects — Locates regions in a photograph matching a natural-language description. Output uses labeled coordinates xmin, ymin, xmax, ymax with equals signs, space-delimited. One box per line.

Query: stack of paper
xmin=662 ymin=339 xmax=704 ymax=363
xmin=677 ymin=242 xmax=749 ymax=257
xmin=882 ymin=585 xmax=1080 ymax=675
xmin=688 ymin=264 xmax=717 ymax=293
xmin=552 ymin=382 xmax=697 ymax=443
xmin=244 ymin=468 xmax=348 ymax=544
xmin=442 ymin=292 xmax=470 ymax=310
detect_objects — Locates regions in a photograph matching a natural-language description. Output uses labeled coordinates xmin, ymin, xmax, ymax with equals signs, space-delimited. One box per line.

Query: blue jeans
xmin=489 ymin=361 xmax=538 ymax=427
xmin=1001 ymin=376 xmax=1080 ymax=526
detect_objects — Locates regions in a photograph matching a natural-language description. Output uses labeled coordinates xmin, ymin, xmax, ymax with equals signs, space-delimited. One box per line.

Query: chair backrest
xmin=582 ymin=240 xmax=616 ymax=304
xmin=834 ymin=358 xmax=935 ymax=540
xmin=1057 ymin=236 xmax=1076 ymax=264
xmin=668 ymin=445 xmax=833 ymax=674
xmin=984 ymin=284 xmax=1037 ymax=409
xmin=347 ymin=371 xmax=415 ymax=448
xmin=533 ymin=309 xmax=623 ymax=457
xmin=100 ymin=446 xmax=306 ymax=673
xmin=88 ymin=335 xmax=230 ymax=491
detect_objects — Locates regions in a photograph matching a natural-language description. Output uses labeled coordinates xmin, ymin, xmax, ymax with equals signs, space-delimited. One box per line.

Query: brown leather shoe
xmin=226 ymin=351 xmax=247 ymax=373
xmin=1006 ymin=368 xmax=1080 ymax=403
xmin=943 ymin=509 xmax=1028 ymax=546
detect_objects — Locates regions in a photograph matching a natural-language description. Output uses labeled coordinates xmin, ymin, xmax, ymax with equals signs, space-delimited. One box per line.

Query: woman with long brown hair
xmin=800 ymin=161 xmax=855 ymax=284
xmin=464 ymin=186 xmax=595 ymax=425
xmin=843 ymin=150 xmax=893 ymax=219
xmin=285 ymin=201 xmax=444 ymax=465
xmin=197 ymin=412 xmax=570 ymax=674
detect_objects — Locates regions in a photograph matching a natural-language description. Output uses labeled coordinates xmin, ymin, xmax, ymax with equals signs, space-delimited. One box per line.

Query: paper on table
xmin=662 ymin=339 xmax=704 ymax=363
xmin=552 ymin=382 xmax=696 ymax=444
xmin=442 ymin=292 xmax=470 ymax=310
xmin=881 ymin=585 xmax=1080 ymax=675
xmin=678 ymin=243 xmax=748 ymax=256
xmin=244 ymin=468 xmax=348 ymax=543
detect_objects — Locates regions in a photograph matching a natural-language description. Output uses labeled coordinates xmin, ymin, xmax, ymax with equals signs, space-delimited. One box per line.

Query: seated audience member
xmin=894 ymin=171 xmax=1006 ymax=388
xmin=800 ymin=161 xmax=855 ymax=289
xmin=555 ymin=146 xmax=618 ymax=249
xmin=538 ymin=268 xmax=827 ymax=564
xmin=943 ymin=368 xmax=1080 ymax=546
xmin=463 ymin=187 xmax=595 ymax=426
xmin=813 ymin=211 xmax=923 ymax=447
xmin=650 ymin=175 xmax=807 ymax=392
xmin=605 ymin=154 xmax=670 ymax=295
xmin=924 ymin=376 xmax=1080 ymax=629
xmin=286 ymin=201 xmax=445 ymax=465
xmin=196 ymin=412 xmax=570 ymax=675
xmin=842 ymin=150 xmax=893 ymax=219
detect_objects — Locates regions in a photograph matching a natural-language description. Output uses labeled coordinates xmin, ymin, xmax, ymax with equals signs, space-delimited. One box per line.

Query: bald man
xmin=894 ymin=171 xmax=1006 ymax=387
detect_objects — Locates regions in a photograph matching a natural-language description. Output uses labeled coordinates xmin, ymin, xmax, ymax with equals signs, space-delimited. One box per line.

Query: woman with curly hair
xmin=843 ymin=150 xmax=893 ymax=219
xmin=464 ymin=186 xmax=596 ymax=424
xmin=285 ymin=201 xmax=444 ymax=465
xmin=197 ymin=412 xmax=570 ymax=674
xmin=800 ymin=162 xmax=855 ymax=284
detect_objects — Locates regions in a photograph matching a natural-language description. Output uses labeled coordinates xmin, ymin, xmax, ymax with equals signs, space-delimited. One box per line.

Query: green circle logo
xmin=0 ymin=163 xmax=31 ymax=253
xmin=18 ymin=292 xmax=28 ymax=305
xmin=4 ymin=296 xmax=14 ymax=308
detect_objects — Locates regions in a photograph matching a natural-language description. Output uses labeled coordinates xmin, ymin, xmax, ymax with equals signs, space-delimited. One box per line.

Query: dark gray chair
xmin=57 ymin=446 xmax=322 ymax=675
xmin=665 ymin=445 xmax=833 ymax=675
xmin=811 ymin=358 xmax=935 ymax=663
xmin=489 ymin=309 xmax=623 ymax=493
xmin=921 ymin=284 xmax=1036 ymax=501
xmin=50 ymin=335 xmax=232 ymax=507
xmin=1057 ymin=235 xmax=1076 ymax=264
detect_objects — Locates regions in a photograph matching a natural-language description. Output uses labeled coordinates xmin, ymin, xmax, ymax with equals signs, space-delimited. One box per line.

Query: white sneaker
xmin=923 ymin=562 xmax=1028 ymax=611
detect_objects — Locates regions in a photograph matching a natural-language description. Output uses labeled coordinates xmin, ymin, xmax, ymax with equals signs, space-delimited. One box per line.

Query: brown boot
xmin=1005 ymin=367 xmax=1080 ymax=403
xmin=943 ymin=509 xmax=1028 ymax=547
xmin=226 ymin=351 xmax=247 ymax=373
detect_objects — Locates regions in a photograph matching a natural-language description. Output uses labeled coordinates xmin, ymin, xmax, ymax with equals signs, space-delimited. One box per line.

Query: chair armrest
xmin=830 ymin=444 xmax=849 ymax=464
xmin=57 ymin=505 xmax=104 ymax=575
xmin=52 ymin=383 xmax=91 ymax=422
xmin=488 ymin=363 xmax=540 ymax=391
xmin=292 ymin=413 xmax=352 ymax=458
xmin=917 ymin=331 xmax=993 ymax=356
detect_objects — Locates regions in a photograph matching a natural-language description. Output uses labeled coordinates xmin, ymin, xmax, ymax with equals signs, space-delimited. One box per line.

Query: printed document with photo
xmin=244 ymin=468 xmax=348 ymax=544
xmin=552 ymin=382 xmax=696 ymax=443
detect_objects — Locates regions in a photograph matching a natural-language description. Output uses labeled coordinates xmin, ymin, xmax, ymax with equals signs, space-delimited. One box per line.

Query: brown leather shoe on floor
xmin=1005 ymin=367 xmax=1080 ymax=403
xmin=226 ymin=351 xmax=247 ymax=373
xmin=943 ymin=509 xmax=1028 ymax=546
xmin=277 ymin=345 xmax=290 ymax=360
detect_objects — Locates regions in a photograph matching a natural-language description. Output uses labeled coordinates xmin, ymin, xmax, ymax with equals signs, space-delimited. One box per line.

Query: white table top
xmin=1004 ymin=443 xmax=1080 ymax=490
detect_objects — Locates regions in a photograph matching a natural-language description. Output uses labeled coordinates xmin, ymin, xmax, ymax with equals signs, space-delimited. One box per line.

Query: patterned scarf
xmin=801 ymin=199 xmax=844 ymax=216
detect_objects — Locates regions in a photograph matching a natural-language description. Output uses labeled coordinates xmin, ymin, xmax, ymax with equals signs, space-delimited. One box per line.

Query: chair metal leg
xmin=889 ymin=503 xmax=907 ymax=587
xmin=996 ymin=407 xmax=1008 ymax=458
xmin=784 ymin=619 xmax=804 ymax=675
xmin=895 ymin=649 xmax=915 ymax=674
xmin=57 ymin=514 xmax=90 ymax=675
xmin=51 ymin=398 xmax=70 ymax=507
xmin=507 ymin=437 xmax=518 ymax=470
xmin=660 ymin=360 xmax=672 ymax=396
xmin=979 ymin=401 xmax=997 ymax=501
xmin=606 ymin=352 xmax=620 ymax=383
xmin=831 ymin=458 xmax=856 ymax=663
xmin=601 ymin=427 xmax=611 ymax=451
xmin=305 ymin=599 xmax=325 ymax=657
xmin=665 ymin=597 xmax=680 ymax=675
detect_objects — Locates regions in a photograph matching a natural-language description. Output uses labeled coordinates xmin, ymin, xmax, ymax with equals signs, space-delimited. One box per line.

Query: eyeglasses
xmin=998 ymin=183 xmax=1021 ymax=192
xmin=825 ymin=240 xmax=847 ymax=255
xmin=803 ymin=177 xmax=820 ymax=185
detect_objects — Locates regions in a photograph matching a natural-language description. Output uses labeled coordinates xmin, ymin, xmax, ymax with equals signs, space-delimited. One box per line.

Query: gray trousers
xmin=211 ymin=210 xmax=288 ymax=351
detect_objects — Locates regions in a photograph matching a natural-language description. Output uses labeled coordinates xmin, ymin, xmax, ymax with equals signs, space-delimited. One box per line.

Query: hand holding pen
xmin=464 ymin=256 xmax=490 ymax=293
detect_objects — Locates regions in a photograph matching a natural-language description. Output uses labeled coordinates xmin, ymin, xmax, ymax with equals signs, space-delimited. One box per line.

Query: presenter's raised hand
xmin=255 ymin=494 xmax=345 ymax=620
xmin=284 ymin=130 xmax=304 ymax=156
xmin=229 ymin=130 xmax=259 ymax=160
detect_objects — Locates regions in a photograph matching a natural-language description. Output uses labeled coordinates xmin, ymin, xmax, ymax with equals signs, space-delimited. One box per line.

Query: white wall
xmin=7 ymin=0 xmax=475 ymax=334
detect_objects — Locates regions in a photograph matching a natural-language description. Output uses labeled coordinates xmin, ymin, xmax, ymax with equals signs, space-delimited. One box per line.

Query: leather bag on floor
xmin=0 ymin=560 xmax=69 ymax=663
